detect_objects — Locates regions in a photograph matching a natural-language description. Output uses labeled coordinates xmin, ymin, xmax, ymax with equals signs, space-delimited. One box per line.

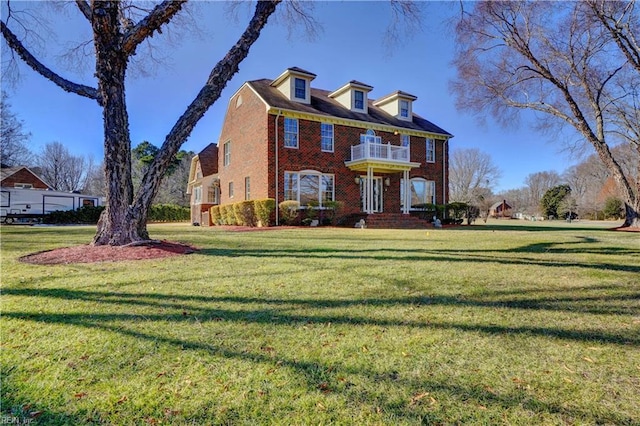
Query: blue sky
xmin=4 ymin=1 xmax=581 ymax=192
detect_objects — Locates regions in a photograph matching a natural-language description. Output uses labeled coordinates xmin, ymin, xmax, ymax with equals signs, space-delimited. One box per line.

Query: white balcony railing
xmin=350 ymin=137 xmax=410 ymax=163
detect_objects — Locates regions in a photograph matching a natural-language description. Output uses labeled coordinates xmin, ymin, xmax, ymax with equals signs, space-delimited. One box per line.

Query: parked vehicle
xmin=0 ymin=187 xmax=102 ymax=224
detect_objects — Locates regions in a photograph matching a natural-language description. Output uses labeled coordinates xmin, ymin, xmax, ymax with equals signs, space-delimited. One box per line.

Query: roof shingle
xmin=248 ymin=79 xmax=452 ymax=137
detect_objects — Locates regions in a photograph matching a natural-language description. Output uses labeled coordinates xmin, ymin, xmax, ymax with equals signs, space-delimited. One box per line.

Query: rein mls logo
xmin=0 ymin=415 xmax=35 ymax=425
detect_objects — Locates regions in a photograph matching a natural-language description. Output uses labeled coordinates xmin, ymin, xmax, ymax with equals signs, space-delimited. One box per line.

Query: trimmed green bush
xmin=234 ymin=201 xmax=256 ymax=226
xmin=254 ymin=199 xmax=275 ymax=227
xmin=44 ymin=205 xmax=105 ymax=224
xmin=148 ymin=204 xmax=190 ymax=222
xmin=279 ymin=200 xmax=300 ymax=224
xmin=219 ymin=204 xmax=233 ymax=225
xmin=210 ymin=205 xmax=221 ymax=225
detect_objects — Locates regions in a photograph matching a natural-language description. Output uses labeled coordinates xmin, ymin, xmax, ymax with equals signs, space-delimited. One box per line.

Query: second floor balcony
xmin=345 ymin=134 xmax=420 ymax=173
xmin=350 ymin=135 xmax=410 ymax=163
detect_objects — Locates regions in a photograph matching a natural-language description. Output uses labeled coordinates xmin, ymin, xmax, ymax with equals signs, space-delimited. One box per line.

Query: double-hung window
xmin=400 ymin=100 xmax=409 ymax=118
xmin=223 ymin=141 xmax=231 ymax=166
xmin=426 ymin=138 xmax=435 ymax=163
xmin=284 ymin=171 xmax=335 ymax=207
xmin=294 ymin=78 xmax=306 ymax=100
xmin=321 ymin=123 xmax=334 ymax=152
xmin=284 ymin=118 xmax=298 ymax=148
xmin=354 ymin=90 xmax=364 ymax=110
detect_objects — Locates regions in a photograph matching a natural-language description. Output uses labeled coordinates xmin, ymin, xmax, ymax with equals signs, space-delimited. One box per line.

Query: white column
xmin=403 ymin=170 xmax=410 ymax=214
xmin=367 ymin=166 xmax=373 ymax=214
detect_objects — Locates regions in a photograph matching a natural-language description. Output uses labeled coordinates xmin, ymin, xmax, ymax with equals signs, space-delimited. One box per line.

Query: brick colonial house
xmin=188 ymin=67 xmax=453 ymax=227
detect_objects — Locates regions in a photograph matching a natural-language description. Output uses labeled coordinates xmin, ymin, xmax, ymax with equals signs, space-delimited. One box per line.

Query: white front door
xmin=360 ymin=176 xmax=383 ymax=213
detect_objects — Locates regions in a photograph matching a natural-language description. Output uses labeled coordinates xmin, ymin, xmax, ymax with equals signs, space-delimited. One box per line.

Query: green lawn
xmin=1 ymin=221 xmax=639 ymax=425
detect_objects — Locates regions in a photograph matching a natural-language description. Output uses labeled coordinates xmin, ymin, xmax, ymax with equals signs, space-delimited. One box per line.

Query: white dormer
xmin=328 ymin=80 xmax=374 ymax=114
xmin=270 ymin=67 xmax=317 ymax=104
xmin=373 ymin=91 xmax=417 ymax=121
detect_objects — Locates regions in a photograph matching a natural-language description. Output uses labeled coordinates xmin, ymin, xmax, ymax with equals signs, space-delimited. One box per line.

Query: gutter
xmin=274 ymin=110 xmax=282 ymax=226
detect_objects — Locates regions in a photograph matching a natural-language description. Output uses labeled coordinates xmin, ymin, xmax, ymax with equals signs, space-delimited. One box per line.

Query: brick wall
xmin=1 ymin=168 xmax=50 ymax=189
xmin=218 ymin=89 xmax=449 ymax=221
xmin=217 ymin=86 xmax=270 ymax=205
xmin=267 ymin=119 xmax=449 ymax=216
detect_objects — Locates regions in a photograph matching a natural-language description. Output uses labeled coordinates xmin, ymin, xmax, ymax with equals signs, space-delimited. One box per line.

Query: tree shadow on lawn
xmin=446 ymin=223 xmax=620 ymax=233
xmin=4 ymin=287 xmax=639 ymax=424
xmin=196 ymin=244 xmax=640 ymax=274
xmin=4 ymin=286 xmax=638 ymax=346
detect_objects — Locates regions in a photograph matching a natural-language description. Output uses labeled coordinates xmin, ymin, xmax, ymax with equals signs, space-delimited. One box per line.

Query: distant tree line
xmin=449 ymin=145 xmax=635 ymax=221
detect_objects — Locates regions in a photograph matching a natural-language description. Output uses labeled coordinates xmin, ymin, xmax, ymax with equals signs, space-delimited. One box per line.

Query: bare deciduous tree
xmin=452 ymin=0 xmax=640 ymax=228
xmin=524 ymin=171 xmax=562 ymax=214
xmin=36 ymin=141 xmax=94 ymax=192
xmin=0 ymin=92 xmax=32 ymax=167
xmin=448 ymin=147 xmax=501 ymax=204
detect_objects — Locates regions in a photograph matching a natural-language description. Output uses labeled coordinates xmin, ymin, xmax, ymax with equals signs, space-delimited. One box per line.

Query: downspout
xmin=274 ymin=110 xmax=282 ymax=225
xmin=443 ymin=138 xmax=447 ymax=210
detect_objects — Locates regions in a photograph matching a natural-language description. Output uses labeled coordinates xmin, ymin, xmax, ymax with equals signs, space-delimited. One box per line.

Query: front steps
xmin=362 ymin=213 xmax=429 ymax=229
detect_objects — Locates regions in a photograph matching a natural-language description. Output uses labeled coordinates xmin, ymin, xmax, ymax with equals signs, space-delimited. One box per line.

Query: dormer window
xmin=270 ymin=67 xmax=316 ymax=104
xmin=354 ymin=90 xmax=364 ymax=110
xmin=373 ymin=91 xmax=417 ymax=121
xmin=400 ymin=100 xmax=409 ymax=118
xmin=294 ymin=78 xmax=306 ymax=100
xmin=328 ymin=80 xmax=373 ymax=113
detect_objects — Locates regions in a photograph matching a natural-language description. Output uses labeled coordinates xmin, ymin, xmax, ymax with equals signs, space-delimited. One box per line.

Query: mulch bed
xmin=19 ymin=241 xmax=198 ymax=265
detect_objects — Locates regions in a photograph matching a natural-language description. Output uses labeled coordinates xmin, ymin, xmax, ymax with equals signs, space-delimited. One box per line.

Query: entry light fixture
xmin=355 ymin=176 xmax=361 ymax=184
xmin=384 ymin=177 xmax=391 ymax=187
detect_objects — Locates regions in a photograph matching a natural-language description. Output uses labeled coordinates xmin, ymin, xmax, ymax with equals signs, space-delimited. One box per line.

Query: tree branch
xmin=135 ymin=0 xmax=281 ymax=212
xmin=122 ymin=0 xmax=187 ymax=56
xmin=0 ymin=20 xmax=102 ymax=104
xmin=75 ymin=0 xmax=91 ymax=21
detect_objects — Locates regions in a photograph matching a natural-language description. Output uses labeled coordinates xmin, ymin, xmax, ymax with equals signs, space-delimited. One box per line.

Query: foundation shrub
xmin=234 ymin=201 xmax=256 ymax=226
xmin=210 ymin=206 xmax=222 ymax=225
xmin=279 ymin=200 xmax=300 ymax=225
xmin=254 ymin=199 xmax=275 ymax=227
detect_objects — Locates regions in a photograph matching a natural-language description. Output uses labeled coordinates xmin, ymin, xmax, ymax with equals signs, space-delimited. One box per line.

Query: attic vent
xmin=235 ymin=95 xmax=243 ymax=108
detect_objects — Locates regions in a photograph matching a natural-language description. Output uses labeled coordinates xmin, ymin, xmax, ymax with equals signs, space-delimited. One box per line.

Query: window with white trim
xmin=354 ymin=90 xmax=364 ymax=110
xmin=223 ymin=141 xmax=231 ymax=166
xmin=294 ymin=78 xmax=306 ymax=100
xmin=426 ymin=138 xmax=435 ymax=163
xmin=321 ymin=123 xmax=334 ymax=152
xmin=284 ymin=171 xmax=335 ymax=206
xmin=400 ymin=100 xmax=409 ymax=118
xmin=401 ymin=178 xmax=436 ymax=208
xmin=14 ymin=183 xmax=33 ymax=189
xmin=194 ymin=185 xmax=202 ymax=203
xmin=284 ymin=118 xmax=298 ymax=148
xmin=208 ymin=186 xmax=217 ymax=204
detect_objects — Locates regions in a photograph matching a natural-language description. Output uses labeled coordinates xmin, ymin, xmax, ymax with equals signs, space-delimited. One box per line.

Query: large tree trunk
xmin=623 ymin=201 xmax=640 ymax=227
xmin=91 ymin=1 xmax=146 ymax=246
xmin=1 ymin=0 xmax=281 ymax=246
